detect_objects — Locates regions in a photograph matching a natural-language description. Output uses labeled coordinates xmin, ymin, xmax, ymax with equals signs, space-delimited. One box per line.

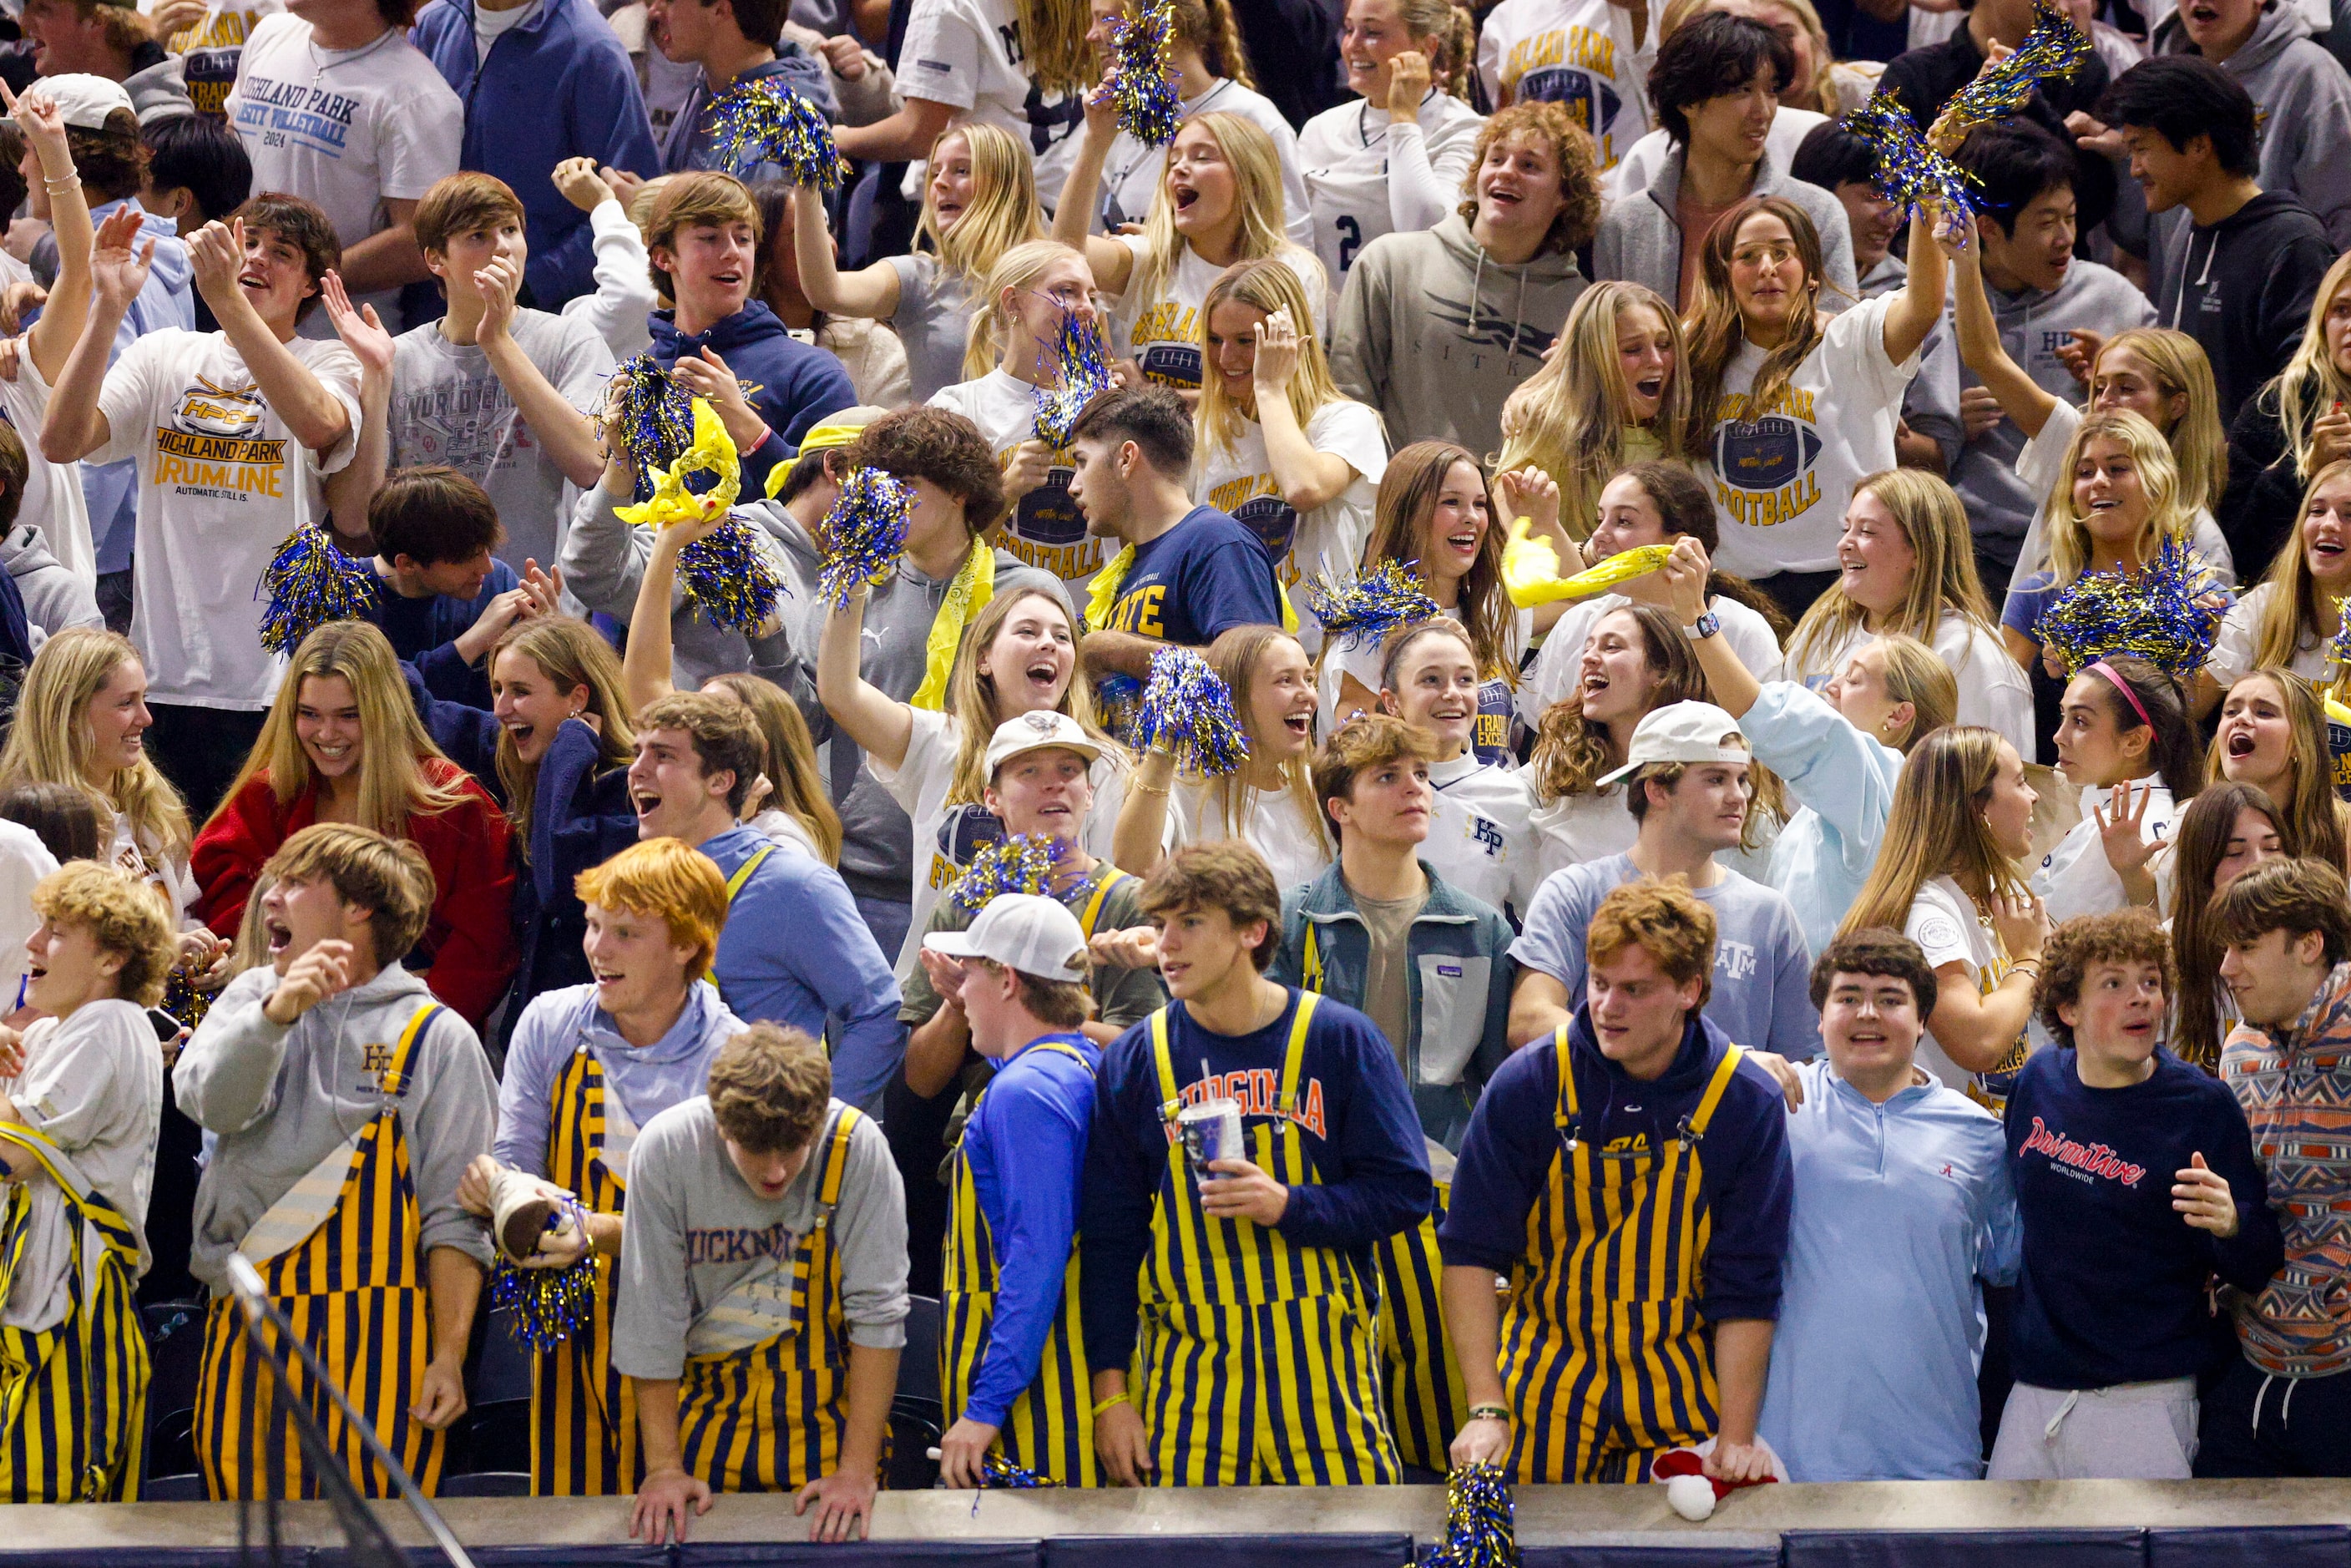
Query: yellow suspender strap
xmin=1553 ymin=1023 xmax=1577 ymax=1120
xmin=1077 ymin=869 xmax=1129 ymax=938
xmin=1149 ymin=1008 xmax=1178 ymax=1109
xmin=1021 ymin=1038 xmax=1097 ymax=1075
xmin=1683 ymin=1044 xmax=1747 ymax=1141
xmin=0 ymin=1122 xmax=139 ymax=1264
xmin=1300 ymin=921 xmax=1324 ymax=996
xmin=817 ymin=1108 xmax=861 ymax=1206
xmin=1277 ymin=992 xmax=1317 ymax=1114
xmin=378 ymin=1003 xmax=444 ymax=1100
xmin=726 ymin=844 xmax=776 ymax=903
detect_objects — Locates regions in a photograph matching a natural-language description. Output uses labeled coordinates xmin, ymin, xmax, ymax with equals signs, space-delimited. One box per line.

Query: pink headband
xmin=2087 ymin=660 xmax=2152 ymax=731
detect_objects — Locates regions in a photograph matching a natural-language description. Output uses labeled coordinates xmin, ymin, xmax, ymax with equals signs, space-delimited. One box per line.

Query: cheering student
xmin=1082 ymin=842 xmax=1431 ymax=1487
xmin=1374 ymin=620 xmax=1542 ymax=923
xmin=2222 ymin=251 xmax=2351 ymax=578
xmin=2167 ymin=781 xmax=2295 ymax=1073
xmin=177 ymin=824 xmax=498 ymax=1499
xmin=1443 ymin=878 xmax=1792 ymax=1485
xmin=356 ymin=468 xmax=542 ymax=711
xmin=0 ymin=861 xmax=178 ymax=1501
xmin=1756 ymin=930 xmax=2020 ymax=1482
xmin=2031 ymin=655 xmax=2200 ymax=923
xmin=1523 ymin=603 xmax=1706 ymax=880
xmin=1510 ymin=701 xmax=1817 ymax=1057
xmin=2202 ymin=459 xmax=2351 ymax=709
xmin=2206 ymin=669 xmax=2351 ymax=871
xmin=926 ymin=893 xmax=1105 ymax=1489
xmin=626 ymin=693 xmax=903 ymax=1109
xmin=1270 ymin=715 xmax=1514 ymax=1472
xmin=1991 ymin=909 xmax=2280 ymax=1480
xmin=2208 ymin=856 xmax=2351 ymax=1476
xmin=38 ymin=194 xmax=364 ymax=816
xmin=1660 ymin=537 xmax=1957 ymax=954
xmin=459 ymin=838 xmax=743 ymax=1496
xmin=617 ymin=1024 xmax=908 ymax=1545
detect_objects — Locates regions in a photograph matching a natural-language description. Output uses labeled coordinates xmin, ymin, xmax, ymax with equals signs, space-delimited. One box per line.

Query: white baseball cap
xmin=1595 ymin=701 xmax=1750 ymax=787
xmin=8 ymin=75 xmax=136 ymax=133
xmin=923 ymin=893 xmax=1090 ymax=984
xmin=984 ymin=710 xmax=1103 ymax=777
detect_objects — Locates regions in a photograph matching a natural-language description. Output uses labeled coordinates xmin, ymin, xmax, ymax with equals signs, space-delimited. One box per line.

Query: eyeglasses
xmin=1729 ymin=244 xmax=1800 ymax=270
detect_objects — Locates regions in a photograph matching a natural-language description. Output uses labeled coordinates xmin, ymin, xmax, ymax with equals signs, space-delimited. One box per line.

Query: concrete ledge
xmin=0 ymin=1480 xmax=2345 ymax=1552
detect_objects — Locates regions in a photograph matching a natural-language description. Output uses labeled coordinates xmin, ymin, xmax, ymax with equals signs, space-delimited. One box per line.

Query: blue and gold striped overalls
xmin=1500 ymin=1029 xmax=1747 ymax=1484
xmin=195 ymin=1003 xmax=449 ymax=1499
xmin=0 ymin=1120 xmax=149 ymax=1501
xmin=942 ymin=1037 xmax=1098 ymax=1485
xmin=674 ymin=1107 xmax=862 ymax=1493
xmin=531 ymin=1044 xmax=637 ymax=1495
xmin=1135 ymin=994 xmax=1398 ymax=1486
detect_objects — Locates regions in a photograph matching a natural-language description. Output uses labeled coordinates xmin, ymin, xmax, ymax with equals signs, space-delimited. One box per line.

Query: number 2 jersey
xmin=1297 ymin=93 xmax=1488 ymax=289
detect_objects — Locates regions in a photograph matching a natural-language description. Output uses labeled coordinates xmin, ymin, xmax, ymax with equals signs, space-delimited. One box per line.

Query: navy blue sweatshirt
xmin=647 ymin=303 xmax=856 ymax=499
xmin=1438 ymin=1010 xmax=1793 ymax=1324
xmin=364 ymin=557 xmax=518 ymax=710
xmin=2005 ymin=1047 xmax=2283 ymax=1390
xmin=1079 ymin=989 xmax=1432 ymax=1372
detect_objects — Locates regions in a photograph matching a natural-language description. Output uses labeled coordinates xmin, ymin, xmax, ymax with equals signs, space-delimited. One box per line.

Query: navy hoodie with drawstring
xmin=2151 ymin=189 xmax=2333 ymax=418
xmin=647 ymin=301 xmax=857 ymax=499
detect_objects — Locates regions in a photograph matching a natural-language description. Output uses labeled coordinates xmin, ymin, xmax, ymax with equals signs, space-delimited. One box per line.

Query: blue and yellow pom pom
xmin=2032 ymin=539 xmax=2225 ymax=679
xmin=488 ymin=1196 xmax=598 ymax=1351
xmin=705 ymin=78 xmax=851 ymax=195
xmin=1847 ymin=90 xmax=1979 ymax=213
xmin=817 ymin=467 xmax=914 ymax=608
xmin=615 ymin=398 xmax=787 ymax=634
xmin=1134 ymin=646 xmax=1251 ymax=777
xmin=257 ymin=527 xmax=377 ymax=658
xmin=1312 ymin=559 xmax=1441 ymax=650
xmin=1421 ymin=1464 xmax=1519 ymax=1568
xmin=1034 ymin=307 xmax=1114 ymax=448
xmin=1928 ymin=0 xmax=2089 ymax=146
xmin=949 ymin=832 xmax=1070 ymax=913
xmin=605 ymin=353 xmax=696 ymax=478
xmin=1090 ymin=0 xmax=1181 ymax=148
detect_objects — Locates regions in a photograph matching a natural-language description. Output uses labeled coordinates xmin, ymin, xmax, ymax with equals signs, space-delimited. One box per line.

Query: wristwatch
xmin=1683 ymin=609 xmax=1721 ymax=641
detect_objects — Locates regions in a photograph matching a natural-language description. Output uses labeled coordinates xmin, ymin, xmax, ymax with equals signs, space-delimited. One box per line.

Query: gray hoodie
xmin=121 ymin=51 xmax=197 ymax=126
xmin=1592 ymin=142 xmax=1858 ymax=313
xmin=1949 ymin=258 xmax=2155 ymax=569
xmin=173 ymin=963 xmax=496 ymax=1294
xmin=2156 ymin=1 xmax=2351 ymax=250
xmin=740 ymin=494 xmax=1066 ymax=908
xmin=0 ymin=524 xmax=100 ymax=643
xmin=1330 ymin=214 xmax=1588 ymax=464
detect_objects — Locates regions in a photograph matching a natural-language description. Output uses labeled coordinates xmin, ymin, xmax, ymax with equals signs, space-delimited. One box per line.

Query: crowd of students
xmin=0 ymin=0 xmax=2346 ymax=1538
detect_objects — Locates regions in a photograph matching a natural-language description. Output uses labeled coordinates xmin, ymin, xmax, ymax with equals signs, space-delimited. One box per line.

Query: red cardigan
xmin=192 ymin=757 xmax=519 ymax=1027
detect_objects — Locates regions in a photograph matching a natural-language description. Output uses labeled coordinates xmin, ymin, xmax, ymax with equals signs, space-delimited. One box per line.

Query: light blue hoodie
xmin=1741 ymin=680 xmax=1904 ymax=955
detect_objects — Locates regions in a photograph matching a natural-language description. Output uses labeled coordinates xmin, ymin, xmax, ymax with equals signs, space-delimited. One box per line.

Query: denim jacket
xmin=1272 ymin=860 xmax=1515 ymax=1151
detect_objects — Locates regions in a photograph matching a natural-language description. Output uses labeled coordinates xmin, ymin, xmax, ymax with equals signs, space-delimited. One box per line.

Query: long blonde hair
xmin=2096 ymin=328 xmax=2225 ymax=514
xmin=0 ymin=627 xmax=190 ymax=865
xmin=2245 ymin=458 xmax=2351 ymax=673
xmin=1358 ymin=0 xmax=1477 ymax=97
xmin=2264 ymin=250 xmax=2351 ymax=486
xmin=211 ymin=621 xmax=466 ymax=839
xmin=2207 ymin=669 xmax=2349 ymax=873
xmin=1203 ymin=625 xmax=1324 ymax=856
xmin=493 ymin=618 xmax=635 ymax=843
xmin=1196 ymin=258 xmax=1352 ymax=460
xmin=1014 ymin=0 xmax=1093 ymax=93
xmin=1873 ymin=633 xmax=1961 ymax=752
xmin=1685 ymin=197 xmax=1833 ymax=440
xmin=945 ymin=586 xmax=1122 ymax=806
xmin=918 ymin=123 xmax=1047 ymax=291
xmin=962 ymin=238 xmax=1086 ymax=382
xmin=2044 ymin=408 xmax=2196 ymax=587
xmin=1128 ymin=112 xmax=1296 ymax=318
xmin=705 ymin=672 xmax=843 ymax=866
xmin=1496 ymin=281 xmax=1692 ymax=540
xmin=1785 ymin=469 xmax=1999 ymax=677
xmin=1839 ymin=726 xmax=2027 ymax=937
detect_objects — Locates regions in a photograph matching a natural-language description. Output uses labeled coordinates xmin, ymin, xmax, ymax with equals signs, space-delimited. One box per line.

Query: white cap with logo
xmin=1595 ymin=701 xmax=1751 ymax=787
xmin=983 ymin=710 xmax=1104 ymax=776
xmin=6 ymin=74 xmax=136 ymax=132
xmin=923 ymin=893 xmax=1090 ymax=984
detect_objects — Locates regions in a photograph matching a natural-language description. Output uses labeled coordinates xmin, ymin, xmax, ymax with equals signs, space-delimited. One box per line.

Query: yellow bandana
xmin=1084 ymin=543 xmax=1300 ymax=635
xmin=910 ymin=543 xmax=996 ymax=711
xmin=763 ymin=418 xmax=870 ymax=499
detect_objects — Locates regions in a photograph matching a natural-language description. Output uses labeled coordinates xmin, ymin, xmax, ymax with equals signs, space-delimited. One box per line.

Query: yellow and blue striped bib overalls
xmin=195 ymin=1003 xmax=448 ymax=1500
xmin=943 ymin=1037 xmax=1098 ymax=1486
xmin=1500 ymin=1029 xmax=1745 ymax=1484
xmin=531 ymin=1045 xmax=636 ymax=1495
xmin=674 ymin=1107 xmax=862 ymax=1494
xmin=1135 ymin=994 xmax=1398 ymax=1487
xmin=1294 ymin=921 xmax=1470 ymax=1474
xmin=0 ymin=1120 xmax=149 ymax=1501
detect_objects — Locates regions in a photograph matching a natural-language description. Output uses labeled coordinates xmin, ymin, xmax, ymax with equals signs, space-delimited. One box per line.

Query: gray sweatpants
xmin=1987 ymin=1378 xmax=2198 ymax=1480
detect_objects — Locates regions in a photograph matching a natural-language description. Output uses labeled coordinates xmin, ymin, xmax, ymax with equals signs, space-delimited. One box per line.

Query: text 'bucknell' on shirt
xmin=684 ymin=1222 xmax=803 ymax=1265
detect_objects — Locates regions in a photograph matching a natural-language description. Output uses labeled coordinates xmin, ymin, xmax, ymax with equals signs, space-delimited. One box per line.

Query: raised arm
xmin=190 ymin=220 xmax=351 ymax=454
xmin=476 ymin=255 xmax=606 ymax=488
xmin=38 ymin=217 xmax=149 ymax=464
xmin=13 ymin=83 xmax=91 ymax=385
xmin=320 ymin=271 xmax=393 ymax=548
xmin=1110 ymin=746 xmax=1175 ymax=875
xmin=791 ymin=185 xmax=902 ymax=321
xmin=1251 ymin=310 xmax=1355 ymax=509
xmin=1659 ymin=539 xmax=1758 ymax=716
xmin=1881 ymin=205 xmax=1948 ymax=370
xmin=832 ymin=95 xmax=957 ymax=166
xmin=816 ymin=586 xmax=916 ymax=772
xmin=621 ymin=508 xmax=722 ymax=714
xmin=1940 ymin=207 xmax=2059 ymax=439
xmin=1051 ymin=98 xmax=1137 ymax=295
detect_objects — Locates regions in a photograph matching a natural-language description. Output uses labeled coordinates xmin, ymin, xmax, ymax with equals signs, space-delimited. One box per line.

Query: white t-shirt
xmin=1425 ymin=751 xmax=1540 ymax=918
xmin=2033 ymin=778 xmax=2177 ymax=928
xmin=1777 ymin=608 xmax=2035 ymax=761
xmin=1194 ymin=397 xmax=1386 ymax=627
xmin=109 ymin=812 xmax=195 ymax=927
xmin=1109 ymin=239 xmax=1327 ymax=392
xmin=1529 ymin=786 xmax=1637 ymax=886
xmin=897 ymin=0 xmax=1085 ymax=203
xmin=0 ymin=337 xmax=97 ymax=582
xmin=1475 ymin=0 xmax=1651 ymax=169
xmin=92 ymin=328 xmax=363 ymax=709
xmin=0 ymin=999 xmax=165 ymax=1328
xmin=2011 ymin=398 xmax=2238 ymax=588
xmin=0 ymin=820 xmax=56 ymax=1014
xmin=2199 ymin=582 xmax=2330 ymax=690
xmin=1704 ymin=292 xmax=1919 ymax=578
xmin=225 ymin=15 xmax=463 ymax=332
xmin=867 ymin=705 xmax=1130 ymax=979
xmin=1905 ymin=873 xmax=2032 ymax=1111
xmin=1167 ymin=775 xmax=1330 ymax=893
xmin=1297 ymin=93 xmax=1488 ymax=285
xmin=1099 ymin=78 xmax=1312 ymax=249
xmin=928 ymin=369 xmax=1100 ymax=591
xmin=1519 ymin=589 xmax=1781 ymax=726
xmin=474 ymin=0 xmax=538 ymax=59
